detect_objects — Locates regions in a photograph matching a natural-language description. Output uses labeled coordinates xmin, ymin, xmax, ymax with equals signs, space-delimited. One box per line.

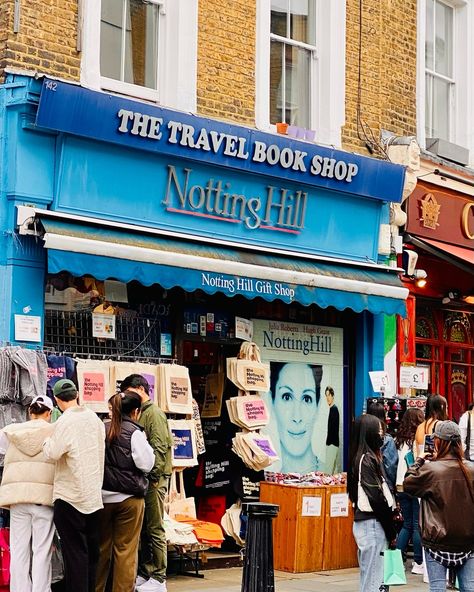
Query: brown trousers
xmin=95 ymin=496 xmax=145 ymax=592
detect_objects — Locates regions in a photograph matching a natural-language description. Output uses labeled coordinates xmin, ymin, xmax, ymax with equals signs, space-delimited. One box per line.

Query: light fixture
xmin=416 ymin=278 xmax=427 ymax=288
xmin=442 ymin=290 xmax=461 ymax=305
xmin=463 ymin=295 xmax=474 ymax=305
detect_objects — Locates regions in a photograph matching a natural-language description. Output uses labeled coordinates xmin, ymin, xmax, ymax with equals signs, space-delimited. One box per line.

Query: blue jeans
xmin=396 ymin=492 xmax=423 ymax=564
xmin=353 ymin=519 xmax=387 ymax=592
xmin=425 ymin=550 xmax=474 ymax=592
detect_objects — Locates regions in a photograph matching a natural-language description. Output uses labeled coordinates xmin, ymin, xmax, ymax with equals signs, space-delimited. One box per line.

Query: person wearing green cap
xmin=43 ymin=378 xmax=106 ymax=592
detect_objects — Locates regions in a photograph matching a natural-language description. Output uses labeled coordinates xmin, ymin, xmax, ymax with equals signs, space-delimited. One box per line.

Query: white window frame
xmin=80 ymin=0 xmax=198 ymax=113
xmin=256 ymin=0 xmax=345 ymax=147
xmin=417 ymin=0 xmax=472 ymax=155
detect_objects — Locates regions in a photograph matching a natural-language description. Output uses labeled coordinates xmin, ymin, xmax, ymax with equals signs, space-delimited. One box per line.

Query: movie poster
xmin=252 ymin=319 xmax=344 ymax=475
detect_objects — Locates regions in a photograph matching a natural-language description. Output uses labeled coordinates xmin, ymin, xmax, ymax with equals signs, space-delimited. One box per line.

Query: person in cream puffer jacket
xmin=0 ymin=395 xmax=56 ymax=592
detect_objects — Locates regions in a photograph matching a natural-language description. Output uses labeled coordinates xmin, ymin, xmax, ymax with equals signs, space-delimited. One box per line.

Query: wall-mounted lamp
xmin=442 ymin=290 xmax=461 ymax=305
xmin=411 ymin=268 xmax=427 ymax=288
xmin=463 ymin=295 xmax=474 ymax=305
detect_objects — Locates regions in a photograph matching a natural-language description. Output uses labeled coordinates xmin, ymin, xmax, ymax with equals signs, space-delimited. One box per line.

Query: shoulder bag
xmin=357 ymin=454 xmax=395 ymax=512
xmin=464 ymin=412 xmax=472 ymax=461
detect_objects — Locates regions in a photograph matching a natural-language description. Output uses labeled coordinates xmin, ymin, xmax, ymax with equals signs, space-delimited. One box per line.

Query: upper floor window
xmin=81 ymin=0 xmax=197 ymax=112
xmin=100 ymin=0 xmax=161 ymax=91
xmin=424 ymin=0 xmax=454 ymax=141
xmin=417 ymin=0 xmax=473 ymax=158
xmin=256 ymin=0 xmax=345 ymax=147
xmin=270 ymin=1 xmax=316 ymax=128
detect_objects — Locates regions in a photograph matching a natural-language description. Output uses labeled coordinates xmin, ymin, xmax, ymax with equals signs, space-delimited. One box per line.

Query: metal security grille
xmin=44 ymin=310 xmax=170 ymax=362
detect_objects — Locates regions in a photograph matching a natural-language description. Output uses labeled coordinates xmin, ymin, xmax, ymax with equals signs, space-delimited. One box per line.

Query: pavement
xmin=167 ymin=566 xmax=429 ymax=591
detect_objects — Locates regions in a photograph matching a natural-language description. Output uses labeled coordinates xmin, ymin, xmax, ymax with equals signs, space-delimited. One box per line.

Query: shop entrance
xmin=415 ymin=303 xmax=474 ymax=420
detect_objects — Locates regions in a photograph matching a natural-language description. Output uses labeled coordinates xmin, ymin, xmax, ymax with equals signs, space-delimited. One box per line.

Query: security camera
xmin=413 ymin=269 xmax=427 ymax=280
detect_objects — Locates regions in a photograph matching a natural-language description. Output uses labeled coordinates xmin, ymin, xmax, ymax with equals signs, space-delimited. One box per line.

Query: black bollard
xmin=241 ymin=502 xmax=279 ymax=592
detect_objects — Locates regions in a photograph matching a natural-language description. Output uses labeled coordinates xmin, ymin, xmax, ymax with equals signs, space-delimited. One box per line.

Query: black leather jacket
xmin=404 ymin=454 xmax=474 ymax=552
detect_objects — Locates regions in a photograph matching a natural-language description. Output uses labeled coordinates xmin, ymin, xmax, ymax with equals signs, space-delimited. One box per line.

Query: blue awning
xmin=40 ymin=219 xmax=408 ymax=316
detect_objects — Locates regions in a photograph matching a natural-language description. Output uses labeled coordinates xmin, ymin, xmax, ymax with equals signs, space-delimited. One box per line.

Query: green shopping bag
xmin=383 ymin=549 xmax=407 ymax=585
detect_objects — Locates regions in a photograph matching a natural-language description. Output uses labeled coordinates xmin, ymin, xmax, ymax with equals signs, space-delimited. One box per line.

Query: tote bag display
xmin=168 ymin=419 xmax=198 ymax=468
xmin=226 ymin=395 xmax=269 ymax=430
xmin=157 ymin=364 xmax=193 ymax=414
xmin=383 ymin=549 xmax=407 ymax=585
xmin=167 ymin=470 xmax=197 ymax=520
xmin=76 ymin=359 xmax=112 ymax=413
xmin=111 ymin=361 xmax=158 ymax=402
xmin=227 ymin=341 xmax=270 ymax=392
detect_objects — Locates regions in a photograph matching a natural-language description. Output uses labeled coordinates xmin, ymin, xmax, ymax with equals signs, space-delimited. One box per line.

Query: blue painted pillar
xmin=354 ymin=311 xmax=386 ymax=417
xmin=0 ymin=75 xmax=53 ymax=345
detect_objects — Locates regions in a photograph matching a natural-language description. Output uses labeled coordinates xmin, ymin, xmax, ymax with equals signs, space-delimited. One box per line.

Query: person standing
xmin=366 ymin=402 xmax=398 ymax=490
xmin=394 ymin=407 xmax=425 ymax=575
xmin=0 ymin=396 xmax=55 ymax=592
xmin=95 ymin=391 xmax=154 ymax=592
xmin=120 ymin=374 xmax=172 ymax=592
xmin=325 ymin=386 xmax=340 ymax=474
xmin=43 ymin=379 xmax=105 ymax=592
xmin=459 ymin=403 xmax=474 ymax=461
xmin=348 ymin=414 xmax=397 ymax=592
xmin=415 ymin=394 xmax=448 ymax=455
xmin=404 ymin=421 xmax=474 ymax=592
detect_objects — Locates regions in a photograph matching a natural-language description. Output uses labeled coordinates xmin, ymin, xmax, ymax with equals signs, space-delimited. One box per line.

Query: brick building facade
xmin=0 ymin=1 xmax=418 ymax=153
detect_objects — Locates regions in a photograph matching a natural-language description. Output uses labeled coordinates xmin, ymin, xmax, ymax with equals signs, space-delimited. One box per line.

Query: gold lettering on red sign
xmin=419 ymin=193 xmax=441 ymax=229
xmin=461 ymin=202 xmax=474 ymax=240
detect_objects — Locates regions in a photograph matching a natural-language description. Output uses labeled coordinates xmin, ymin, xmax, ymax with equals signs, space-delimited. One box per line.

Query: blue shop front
xmin=0 ymin=75 xmax=407 ymax=498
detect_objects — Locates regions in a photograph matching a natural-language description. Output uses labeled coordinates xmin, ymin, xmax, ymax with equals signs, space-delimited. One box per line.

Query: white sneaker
xmin=412 ymin=562 xmax=424 ymax=575
xmin=137 ymin=578 xmax=167 ymax=592
xmin=136 ymin=575 xmax=147 ymax=589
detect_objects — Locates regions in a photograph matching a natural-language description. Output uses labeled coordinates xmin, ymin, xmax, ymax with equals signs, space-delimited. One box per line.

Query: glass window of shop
xmin=416 ymin=304 xmax=474 ymax=421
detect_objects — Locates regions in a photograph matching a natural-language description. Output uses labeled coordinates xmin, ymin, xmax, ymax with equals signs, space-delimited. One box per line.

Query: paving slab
xmin=167 ymin=567 xmax=429 ymax=591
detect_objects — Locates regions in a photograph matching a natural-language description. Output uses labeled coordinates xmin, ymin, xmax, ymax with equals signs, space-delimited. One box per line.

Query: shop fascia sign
xmin=409 ymin=184 xmax=474 ymax=247
xmin=35 ymin=79 xmax=406 ymax=209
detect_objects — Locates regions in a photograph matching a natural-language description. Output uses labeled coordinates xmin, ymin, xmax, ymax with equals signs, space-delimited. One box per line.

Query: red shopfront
xmin=398 ymin=180 xmax=474 ymax=421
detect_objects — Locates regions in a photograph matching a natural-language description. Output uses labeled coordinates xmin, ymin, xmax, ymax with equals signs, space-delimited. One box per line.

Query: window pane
xmin=271 ymin=0 xmax=289 ymax=36
xmin=100 ymin=0 xmax=159 ymax=89
xmin=124 ymin=0 xmax=159 ymax=88
xmin=432 ymin=77 xmax=450 ymax=140
xmin=100 ymin=0 xmax=124 ymax=81
xmin=270 ymin=41 xmax=311 ymax=127
xmin=285 ymin=44 xmax=311 ymax=127
xmin=270 ymin=39 xmax=285 ymax=123
xmin=425 ymin=73 xmax=433 ymax=137
xmin=290 ymin=0 xmax=316 ymax=45
xmin=425 ymin=0 xmax=434 ymax=70
xmin=435 ymin=0 xmax=453 ymax=77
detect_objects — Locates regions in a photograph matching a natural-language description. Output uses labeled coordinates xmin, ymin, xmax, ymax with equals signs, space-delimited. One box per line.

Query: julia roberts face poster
xmin=252 ymin=319 xmax=343 ymax=475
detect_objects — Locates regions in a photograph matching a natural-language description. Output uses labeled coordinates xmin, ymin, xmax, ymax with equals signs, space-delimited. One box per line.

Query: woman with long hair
xmin=95 ymin=391 xmax=155 ymax=592
xmin=348 ymin=414 xmax=397 ymax=592
xmin=366 ymin=402 xmax=398 ymax=489
xmin=0 ymin=395 xmax=55 ymax=592
xmin=404 ymin=421 xmax=474 ymax=591
xmin=415 ymin=394 xmax=448 ymax=454
xmin=394 ymin=407 xmax=425 ymax=574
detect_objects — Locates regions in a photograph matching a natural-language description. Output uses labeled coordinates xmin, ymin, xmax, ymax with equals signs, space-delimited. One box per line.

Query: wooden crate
xmin=322 ymin=485 xmax=358 ymax=570
xmin=260 ymin=482 xmax=326 ymax=573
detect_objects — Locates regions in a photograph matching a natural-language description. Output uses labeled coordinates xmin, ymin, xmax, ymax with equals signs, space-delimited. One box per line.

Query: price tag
xmin=301 ymin=496 xmax=322 ymax=517
xmin=399 ymin=366 xmax=429 ymax=389
xmin=369 ymin=370 xmax=391 ymax=394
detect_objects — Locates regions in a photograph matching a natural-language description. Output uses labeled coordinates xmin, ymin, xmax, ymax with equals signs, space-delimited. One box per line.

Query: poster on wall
xmin=252 ymin=319 xmax=344 ymax=475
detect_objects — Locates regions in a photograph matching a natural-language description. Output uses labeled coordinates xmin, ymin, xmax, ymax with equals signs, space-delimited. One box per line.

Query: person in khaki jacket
xmin=120 ymin=374 xmax=172 ymax=592
xmin=0 ymin=395 xmax=55 ymax=592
